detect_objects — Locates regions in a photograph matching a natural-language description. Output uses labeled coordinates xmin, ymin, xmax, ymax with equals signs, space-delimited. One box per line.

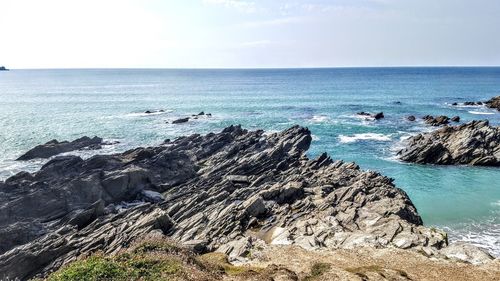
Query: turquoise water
xmin=0 ymin=68 xmax=499 ymax=255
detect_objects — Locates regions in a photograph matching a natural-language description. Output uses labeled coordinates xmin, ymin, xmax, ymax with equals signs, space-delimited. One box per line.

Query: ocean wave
xmin=338 ymin=133 xmax=391 ymax=144
xmin=347 ymin=114 xmax=376 ymax=121
xmin=443 ymin=219 xmax=500 ymax=257
xmin=311 ymin=134 xmax=320 ymax=141
xmin=468 ymin=111 xmax=495 ymax=115
xmin=310 ymin=115 xmax=329 ymax=123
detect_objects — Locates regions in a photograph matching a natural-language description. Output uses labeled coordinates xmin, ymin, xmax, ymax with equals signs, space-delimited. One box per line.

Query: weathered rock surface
xmin=407 ymin=115 xmax=416 ymax=121
xmin=172 ymin=117 xmax=190 ymax=124
xmin=485 ymin=96 xmax=500 ymax=111
xmin=398 ymin=120 xmax=500 ymax=166
xmin=356 ymin=111 xmax=384 ymax=120
xmin=0 ymin=125 xmax=491 ymax=279
xmin=16 ymin=136 xmax=105 ymax=160
xmin=423 ymin=115 xmax=450 ymax=126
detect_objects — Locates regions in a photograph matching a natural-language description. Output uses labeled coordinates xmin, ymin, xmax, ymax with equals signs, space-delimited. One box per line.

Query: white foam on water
xmin=346 ymin=114 xmax=376 ymax=121
xmin=310 ymin=115 xmax=329 ymax=123
xmin=338 ymin=133 xmax=391 ymax=144
xmin=443 ymin=220 xmax=500 ymax=257
xmin=468 ymin=111 xmax=495 ymax=115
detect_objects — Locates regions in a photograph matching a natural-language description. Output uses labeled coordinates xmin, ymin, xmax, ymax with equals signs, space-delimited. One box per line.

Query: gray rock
xmin=17 ymin=136 xmax=104 ymax=160
xmin=440 ymin=242 xmax=494 ymax=265
xmin=0 ymin=125 xmax=476 ymax=279
xmin=485 ymin=96 xmax=500 ymax=111
xmin=172 ymin=117 xmax=190 ymax=124
xmin=407 ymin=115 xmax=416 ymax=121
xmin=398 ymin=120 xmax=499 ymax=166
xmin=423 ymin=115 xmax=449 ymax=126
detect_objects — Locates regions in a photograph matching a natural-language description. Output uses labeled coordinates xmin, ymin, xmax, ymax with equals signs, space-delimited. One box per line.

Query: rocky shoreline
xmin=0 ymin=125 xmax=496 ymax=279
xmin=398 ymin=120 xmax=499 ymax=166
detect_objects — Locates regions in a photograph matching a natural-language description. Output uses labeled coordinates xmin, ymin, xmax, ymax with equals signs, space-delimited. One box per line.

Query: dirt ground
xmin=227 ymin=245 xmax=500 ymax=281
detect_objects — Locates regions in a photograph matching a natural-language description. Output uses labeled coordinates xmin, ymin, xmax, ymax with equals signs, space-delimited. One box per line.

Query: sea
xmin=0 ymin=67 xmax=499 ymax=256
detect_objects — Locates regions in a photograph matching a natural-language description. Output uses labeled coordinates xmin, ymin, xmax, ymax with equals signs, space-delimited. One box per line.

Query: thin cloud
xmin=202 ymin=0 xmax=257 ymax=13
xmin=240 ymin=16 xmax=304 ymax=28
xmin=240 ymin=40 xmax=272 ymax=47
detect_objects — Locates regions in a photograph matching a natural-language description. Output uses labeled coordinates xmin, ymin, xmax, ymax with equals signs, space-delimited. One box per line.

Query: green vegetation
xmin=46 ymin=239 xmax=215 ymax=281
xmin=47 ymin=254 xmax=183 ymax=281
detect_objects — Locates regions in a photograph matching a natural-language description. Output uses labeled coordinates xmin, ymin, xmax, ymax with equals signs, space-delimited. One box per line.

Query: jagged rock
xmin=485 ymin=96 xmax=500 ymax=111
xmin=373 ymin=112 xmax=384 ymax=119
xmin=423 ymin=115 xmax=450 ymax=126
xmin=0 ymin=204 xmax=172 ymax=280
xmin=356 ymin=111 xmax=384 ymax=120
xmin=16 ymin=136 xmax=104 ymax=160
xmin=398 ymin=120 xmax=499 ymax=165
xmin=451 ymin=116 xmax=460 ymax=122
xmin=172 ymin=117 xmax=190 ymax=124
xmin=440 ymin=242 xmax=494 ymax=265
xmin=407 ymin=115 xmax=416 ymax=121
xmin=1 ymin=125 xmax=489 ymax=279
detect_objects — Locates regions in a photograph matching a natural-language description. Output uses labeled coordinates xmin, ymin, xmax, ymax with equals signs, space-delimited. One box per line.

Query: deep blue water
xmin=0 ymin=67 xmax=499 ymax=255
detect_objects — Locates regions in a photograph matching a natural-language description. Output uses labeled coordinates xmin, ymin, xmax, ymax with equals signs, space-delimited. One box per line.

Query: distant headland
xmin=0 ymin=66 xmax=9 ymax=71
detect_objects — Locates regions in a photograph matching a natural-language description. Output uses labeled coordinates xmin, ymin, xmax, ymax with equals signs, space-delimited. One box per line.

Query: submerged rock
xmin=407 ymin=115 xmax=416 ymax=121
xmin=398 ymin=120 xmax=499 ymax=166
xmin=0 ymin=125 xmax=489 ymax=279
xmin=16 ymin=136 xmax=104 ymax=160
xmin=172 ymin=117 xmax=190 ymax=124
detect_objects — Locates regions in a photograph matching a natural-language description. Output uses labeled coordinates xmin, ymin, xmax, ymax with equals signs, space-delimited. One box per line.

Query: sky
xmin=1 ymin=0 xmax=499 ymax=68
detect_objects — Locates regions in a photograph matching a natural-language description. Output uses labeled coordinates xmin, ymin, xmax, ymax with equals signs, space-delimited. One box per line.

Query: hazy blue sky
xmin=1 ymin=0 xmax=499 ymax=68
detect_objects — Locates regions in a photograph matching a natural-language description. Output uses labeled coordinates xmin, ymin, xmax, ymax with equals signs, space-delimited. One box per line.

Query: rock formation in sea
xmin=423 ymin=115 xmax=450 ymax=126
xmin=485 ymin=96 xmax=500 ymax=111
xmin=398 ymin=120 xmax=499 ymax=166
xmin=356 ymin=111 xmax=384 ymax=120
xmin=0 ymin=126 xmax=494 ymax=279
xmin=451 ymin=96 xmax=499 ymax=111
xmin=16 ymin=136 xmax=107 ymax=160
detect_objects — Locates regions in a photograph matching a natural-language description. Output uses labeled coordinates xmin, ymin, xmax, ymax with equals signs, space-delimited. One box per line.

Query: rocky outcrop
xmin=356 ymin=111 xmax=384 ymax=120
xmin=398 ymin=120 xmax=500 ymax=166
xmin=16 ymin=136 xmax=105 ymax=160
xmin=451 ymin=96 xmax=500 ymax=111
xmin=172 ymin=117 xmax=190 ymax=124
xmin=0 ymin=66 xmax=8 ymax=71
xmin=485 ymin=96 xmax=500 ymax=111
xmin=423 ymin=115 xmax=450 ymax=126
xmin=0 ymin=125 xmax=488 ymax=279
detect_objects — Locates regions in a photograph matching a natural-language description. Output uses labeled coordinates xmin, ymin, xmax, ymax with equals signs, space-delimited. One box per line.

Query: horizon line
xmin=5 ymin=65 xmax=500 ymax=70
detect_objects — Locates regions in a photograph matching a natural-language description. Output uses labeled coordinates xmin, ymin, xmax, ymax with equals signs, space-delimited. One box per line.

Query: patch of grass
xmin=132 ymin=239 xmax=181 ymax=254
xmin=304 ymin=262 xmax=331 ymax=281
xmin=46 ymin=238 xmax=220 ymax=281
xmin=47 ymin=253 xmax=185 ymax=281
